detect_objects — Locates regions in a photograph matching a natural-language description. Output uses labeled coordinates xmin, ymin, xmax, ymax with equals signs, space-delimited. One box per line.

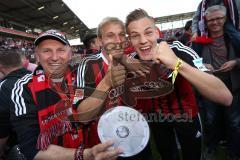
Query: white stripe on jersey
xmin=0 ymin=80 xmax=6 ymax=90
xmin=77 ymin=54 xmax=101 ymax=88
xmin=170 ymin=41 xmax=200 ymax=60
xmin=11 ymin=73 xmax=32 ymax=116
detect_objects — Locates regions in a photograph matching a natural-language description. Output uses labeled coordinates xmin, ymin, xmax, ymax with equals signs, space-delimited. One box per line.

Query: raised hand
xmin=215 ymin=60 xmax=237 ymax=72
xmin=104 ymin=54 xmax=126 ymax=88
xmin=152 ymin=41 xmax=178 ymax=70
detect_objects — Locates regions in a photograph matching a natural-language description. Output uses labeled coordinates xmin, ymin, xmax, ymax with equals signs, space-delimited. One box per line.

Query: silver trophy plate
xmin=97 ymin=106 xmax=150 ymax=157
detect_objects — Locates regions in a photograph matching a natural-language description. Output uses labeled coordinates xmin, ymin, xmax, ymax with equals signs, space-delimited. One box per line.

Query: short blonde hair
xmin=97 ymin=17 xmax=125 ymax=37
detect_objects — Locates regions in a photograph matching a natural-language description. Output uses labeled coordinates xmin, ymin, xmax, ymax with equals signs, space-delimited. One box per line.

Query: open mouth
xmin=140 ymin=46 xmax=151 ymax=54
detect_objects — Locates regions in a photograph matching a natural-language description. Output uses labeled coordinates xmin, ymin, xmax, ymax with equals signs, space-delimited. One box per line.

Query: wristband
xmin=74 ymin=145 xmax=84 ymax=160
xmin=168 ymin=58 xmax=183 ymax=84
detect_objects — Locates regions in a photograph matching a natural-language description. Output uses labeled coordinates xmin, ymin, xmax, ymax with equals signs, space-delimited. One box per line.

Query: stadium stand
xmin=0 ymin=0 xmax=90 ymax=40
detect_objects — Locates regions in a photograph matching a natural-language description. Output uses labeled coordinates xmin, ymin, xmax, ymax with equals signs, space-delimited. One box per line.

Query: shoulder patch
xmin=192 ymin=58 xmax=208 ymax=72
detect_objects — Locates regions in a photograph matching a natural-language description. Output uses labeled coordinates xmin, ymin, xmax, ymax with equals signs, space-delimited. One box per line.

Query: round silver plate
xmin=97 ymin=106 xmax=150 ymax=157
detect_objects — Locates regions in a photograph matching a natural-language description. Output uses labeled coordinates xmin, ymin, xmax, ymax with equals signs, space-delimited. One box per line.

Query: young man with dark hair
xmin=125 ymin=8 xmax=232 ymax=160
xmin=0 ymin=49 xmax=30 ymax=159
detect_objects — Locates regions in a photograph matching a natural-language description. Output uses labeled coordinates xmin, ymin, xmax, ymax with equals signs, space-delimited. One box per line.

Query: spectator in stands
xmin=28 ymin=53 xmax=37 ymax=64
xmin=0 ymin=49 xmax=30 ymax=160
xmin=125 ymin=8 xmax=232 ymax=160
xmin=192 ymin=0 xmax=240 ymax=50
xmin=192 ymin=5 xmax=240 ymax=160
xmin=7 ymin=29 xmax=123 ymax=160
xmin=178 ymin=20 xmax=192 ymax=46
xmin=174 ymin=30 xmax=183 ymax=40
xmin=20 ymin=52 xmax=37 ymax=72
xmin=0 ymin=35 xmax=34 ymax=53
xmin=82 ymin=32 xmax=101 ymax=54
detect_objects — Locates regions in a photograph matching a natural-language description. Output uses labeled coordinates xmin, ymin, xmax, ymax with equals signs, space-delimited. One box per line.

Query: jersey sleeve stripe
xmin=77 ymin=54 xmax=101 ymax=88
xmin=11 ymin=73 xmax=32 ymax=116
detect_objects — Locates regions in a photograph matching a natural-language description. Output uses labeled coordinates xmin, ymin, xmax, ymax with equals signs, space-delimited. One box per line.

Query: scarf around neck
xmin=29 ymin=66 xmax=76 ymax=150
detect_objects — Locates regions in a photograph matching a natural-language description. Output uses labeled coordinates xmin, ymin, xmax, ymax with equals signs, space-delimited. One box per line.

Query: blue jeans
xmin=201 ymin=90 xmax=240 ymax=158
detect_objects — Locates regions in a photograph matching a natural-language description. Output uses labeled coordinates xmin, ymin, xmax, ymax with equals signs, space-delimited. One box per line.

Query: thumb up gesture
xmin=105 ymin=54 xmax=126 ymax=88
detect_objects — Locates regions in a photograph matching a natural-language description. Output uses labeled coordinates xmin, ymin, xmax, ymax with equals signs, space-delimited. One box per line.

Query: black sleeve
xmin=170 ymin=41 xmax=198 ymax=67
xmin=0 ymin=82 xmax=12 ymax=138
xmin=9 ymin=81 xmax=40 ymax=160
xmin=170 ymin=41 xmax=209 ymax=72
xmin=0 ymin=106 xmax=11 ymax=138
xmin=0 ymin=107 xmax=11 ymax=138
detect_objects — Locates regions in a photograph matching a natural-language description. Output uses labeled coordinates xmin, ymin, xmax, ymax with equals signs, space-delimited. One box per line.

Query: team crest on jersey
xmin=193 ymin=58 xmax=208 ymax=72
xmin=37 ymin=75 xmax=45 ymax=82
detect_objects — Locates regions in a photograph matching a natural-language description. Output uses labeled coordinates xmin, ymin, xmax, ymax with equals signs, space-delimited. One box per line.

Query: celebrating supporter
xmin=76 ymin=17 xmax=153 ymax=160
xmin=7 ymin=29 xmax=123 ymax=160
xmin=125 ymin=8 xmax=232 ymax=160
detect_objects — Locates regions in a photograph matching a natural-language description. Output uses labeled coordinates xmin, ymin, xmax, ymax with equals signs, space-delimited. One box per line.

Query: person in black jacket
xmin=0 ymin=49 xmax=30 ymax=160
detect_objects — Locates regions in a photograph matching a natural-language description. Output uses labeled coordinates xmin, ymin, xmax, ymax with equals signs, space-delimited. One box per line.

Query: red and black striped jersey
xmin=76 ymin=52 xmax=109 ymax=148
